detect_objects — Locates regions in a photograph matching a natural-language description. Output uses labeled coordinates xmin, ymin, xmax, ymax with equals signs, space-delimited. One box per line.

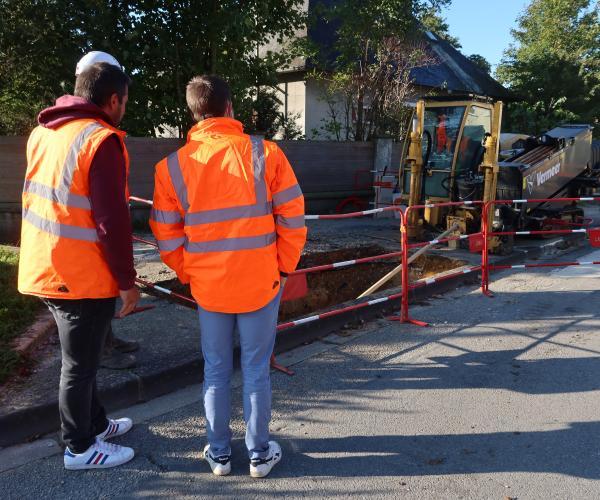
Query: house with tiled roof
xmin=264 ymin=0 xmax=510 ymax=139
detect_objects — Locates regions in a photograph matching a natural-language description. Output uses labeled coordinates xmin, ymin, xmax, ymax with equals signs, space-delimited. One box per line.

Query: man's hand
xmin=118 ymin=287 xmax=141 ymax=318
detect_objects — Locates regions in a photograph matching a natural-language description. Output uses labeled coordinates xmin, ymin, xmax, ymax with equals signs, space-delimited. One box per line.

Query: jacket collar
xmin=187 ymin=117 xmax=244 ymax=142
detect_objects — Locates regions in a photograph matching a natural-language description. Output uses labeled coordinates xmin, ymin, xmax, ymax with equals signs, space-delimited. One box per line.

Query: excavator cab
xmin=402 ymin=97 xmax=499 ymax=204
xmin=400 ymin=96 xmax=502 ymax=241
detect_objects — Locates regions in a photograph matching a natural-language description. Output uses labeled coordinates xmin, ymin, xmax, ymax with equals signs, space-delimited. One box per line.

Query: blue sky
xmin=442 ymin=0 xmax=530 ymax=72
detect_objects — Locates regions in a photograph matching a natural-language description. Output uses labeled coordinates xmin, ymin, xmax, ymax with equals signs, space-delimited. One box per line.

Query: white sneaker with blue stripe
xmin=96 ymin=417 xmax=133 ymax=441
xmin=64 ymin=439 xmax=134 ymax=470
xmin=249 ymin=441 xmax=282 ymax=478
xmin=202 ymin=444 xmax=231 ymax=476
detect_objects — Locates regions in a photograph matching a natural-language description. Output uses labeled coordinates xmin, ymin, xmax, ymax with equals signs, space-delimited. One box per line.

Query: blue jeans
xmin=198 ymin=289 xmax=282 ymax=459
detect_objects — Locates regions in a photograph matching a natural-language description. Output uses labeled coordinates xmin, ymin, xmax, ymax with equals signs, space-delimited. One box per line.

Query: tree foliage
xmin=0 ymin=0 xmax=80 ymax=134
xmin=496 ymin=0 xmax=599 ymax=136
xmin=309 ymin=0 xmax=451 ymax=141
xmin=418 ymin=6 xmax=461 ymax=48
xmin=312 ymin=38 xmax=435 ymax=141
xmin=0 ymin=0 xmax=306 ymax=137
xmin=467 ymin=54 xmax=492 ymax=75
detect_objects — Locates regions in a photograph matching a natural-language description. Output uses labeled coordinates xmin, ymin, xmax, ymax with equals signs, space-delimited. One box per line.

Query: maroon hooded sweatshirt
xmin=37 ymin=95 xmax=136 ymax=291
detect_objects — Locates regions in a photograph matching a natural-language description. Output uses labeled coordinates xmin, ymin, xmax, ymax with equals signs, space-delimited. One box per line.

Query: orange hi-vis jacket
xmin=18 ymin=118 xmax=130 ymax=299
xmin=150 ymin=118 xmax=307 ymax=313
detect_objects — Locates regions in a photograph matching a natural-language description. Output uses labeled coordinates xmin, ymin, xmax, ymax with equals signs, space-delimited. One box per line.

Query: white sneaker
xmin=202 ymin=444 xmax=231 ymax=476
xmin=96 ymin=417 xmax=133 ymax=440
xmin=249 ymin=441 xmax=282 ymax=478
xmin=64 ymin=439 xmax=134 ymax=470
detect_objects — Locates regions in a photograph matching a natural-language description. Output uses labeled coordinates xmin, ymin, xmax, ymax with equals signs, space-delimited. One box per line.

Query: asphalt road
xmin=2 ymin=246 xmax=600 ymax=499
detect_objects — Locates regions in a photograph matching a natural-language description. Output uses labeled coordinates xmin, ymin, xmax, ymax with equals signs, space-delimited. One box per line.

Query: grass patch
xmin=0 ymin=246 xmax=42 ymax=384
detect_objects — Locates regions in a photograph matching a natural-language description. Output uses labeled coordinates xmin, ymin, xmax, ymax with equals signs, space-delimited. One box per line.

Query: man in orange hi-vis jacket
xmin=150 ymin=75 xmax=306 ymax=478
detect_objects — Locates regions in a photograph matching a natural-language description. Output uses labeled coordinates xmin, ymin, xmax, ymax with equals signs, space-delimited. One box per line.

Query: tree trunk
xmin=168 ymin=5 xmax=185 ymax=138
xmin=354 ymin=40 xmax=370 ymax=141
xmin=355 ymin=88 xmax=364 ymax=141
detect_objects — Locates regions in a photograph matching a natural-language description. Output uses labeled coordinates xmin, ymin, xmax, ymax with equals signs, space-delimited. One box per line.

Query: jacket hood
xmin=38 ymin=95 xmax=114 ymax=129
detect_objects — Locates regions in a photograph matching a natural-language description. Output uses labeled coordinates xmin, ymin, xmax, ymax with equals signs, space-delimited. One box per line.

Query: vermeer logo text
xmin=536 ymin=163 xmax=560 ymax=186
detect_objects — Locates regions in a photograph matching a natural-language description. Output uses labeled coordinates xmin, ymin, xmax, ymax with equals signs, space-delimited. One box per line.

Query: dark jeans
xmin=44 ymin=297 xmax=115 ymax=453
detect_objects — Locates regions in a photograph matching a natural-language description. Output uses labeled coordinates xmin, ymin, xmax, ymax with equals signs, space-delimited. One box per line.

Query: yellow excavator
xmin=399 ymin=95 xmax=595 ymax=253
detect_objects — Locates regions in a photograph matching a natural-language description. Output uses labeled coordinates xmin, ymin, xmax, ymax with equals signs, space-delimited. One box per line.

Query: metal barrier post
xmin=481 ymin=202 xmax=493 ymax=297
xmin=388 ymin=206 xmax=429 ymax=326
xmin=389 ymin=201 xmax=485 ymax=325
xmin=400 ymin=208 xmax=429 ymax=326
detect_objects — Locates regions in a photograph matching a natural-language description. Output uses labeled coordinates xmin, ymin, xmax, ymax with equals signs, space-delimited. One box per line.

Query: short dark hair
xmin=74 ymin=62 xmax=131 ymax=107
xmin=186 ymin=75 xmax=231 ymax=121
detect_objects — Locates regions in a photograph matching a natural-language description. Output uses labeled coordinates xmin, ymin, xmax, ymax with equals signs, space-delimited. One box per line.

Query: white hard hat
xmin=75 ymin=51 xmax=122 ymax=75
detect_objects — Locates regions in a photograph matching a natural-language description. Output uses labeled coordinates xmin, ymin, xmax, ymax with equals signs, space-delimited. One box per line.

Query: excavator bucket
xmin=281 ymin=274 xmax=308 ymax=301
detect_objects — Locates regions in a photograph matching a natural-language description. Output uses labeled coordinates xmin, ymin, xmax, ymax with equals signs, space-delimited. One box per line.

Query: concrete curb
xmin=12 ymin=310 xmax=57 ymax=357
xmin=0 ymin=233 xmax=585 ymax=447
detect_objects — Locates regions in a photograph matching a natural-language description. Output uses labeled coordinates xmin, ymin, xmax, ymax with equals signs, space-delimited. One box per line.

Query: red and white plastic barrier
xmin=290 ymin=250 xmax=403 ymax=275
xmin=130 ymin=194 xmax=487 ymax=334
xmin=129 ymin=195 xmax=401 ymax=220
xmin=276 ymin=292 xmax=403 ymax=331
xmin=132 ymin=192 xmax=600 ymax=371
xmin=133 ymin=235 xmax=158 ymax=247
xmin=481 ymin=196 xmax=600 ymax=296
xmin=399 ymin=201 xmax=486 ymax=326
xmin=135 ymin=277 xmax=196 ymax=306
xmin=304 ymin=206 xmax=400 ymax=219
xmin=129 ymin=195 xmax=409 ymax=375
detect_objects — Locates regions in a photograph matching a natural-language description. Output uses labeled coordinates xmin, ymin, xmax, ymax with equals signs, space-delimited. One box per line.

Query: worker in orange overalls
xmin=18 ymin=62 xmax=140 ymax=469
xmin=150 ymin=75 xmax=306 ymax=478
xmin=436 ymin=112 xmax=453 ymax=153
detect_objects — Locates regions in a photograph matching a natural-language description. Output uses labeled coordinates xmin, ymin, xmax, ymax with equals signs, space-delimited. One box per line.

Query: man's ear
xmin=110 ymin=93 xmax=120 ymax=108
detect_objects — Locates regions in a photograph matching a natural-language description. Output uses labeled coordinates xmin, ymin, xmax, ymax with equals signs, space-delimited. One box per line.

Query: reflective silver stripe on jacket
xmin=22 ymin=207 xmax=99 ymax=242
xmin=59 ymin=122 xmax=104 ymax=191
xmin=23 ymin=180 xmax=92 ymax=210
xmin=185 ymin=202 xmax=272 ymax=225
xmin=166 ymin=152 xmax=189 ymax=212
xmin=272 ymin=183 xmax=302 ymax=207
xmin=182 ymin=135 xmax=270 ymax=226
xmin=156 ymin=236 xmax=186 ymax=252
xmin=250 ymin=135 xmax=267 ymax=204
xmin=24 ymin=122 xmax=103 ymax=210
xmin=184 ymin=232 xmax=276 ymax=253
xmin=150 ymin=208 xmax=183 ymax=224
xmin=275 ymin=214 xmax=305 ymax=229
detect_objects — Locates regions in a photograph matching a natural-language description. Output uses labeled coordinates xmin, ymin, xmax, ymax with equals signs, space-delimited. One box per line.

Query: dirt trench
xmin=155 ymin=245 xmax=466 ymax=321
